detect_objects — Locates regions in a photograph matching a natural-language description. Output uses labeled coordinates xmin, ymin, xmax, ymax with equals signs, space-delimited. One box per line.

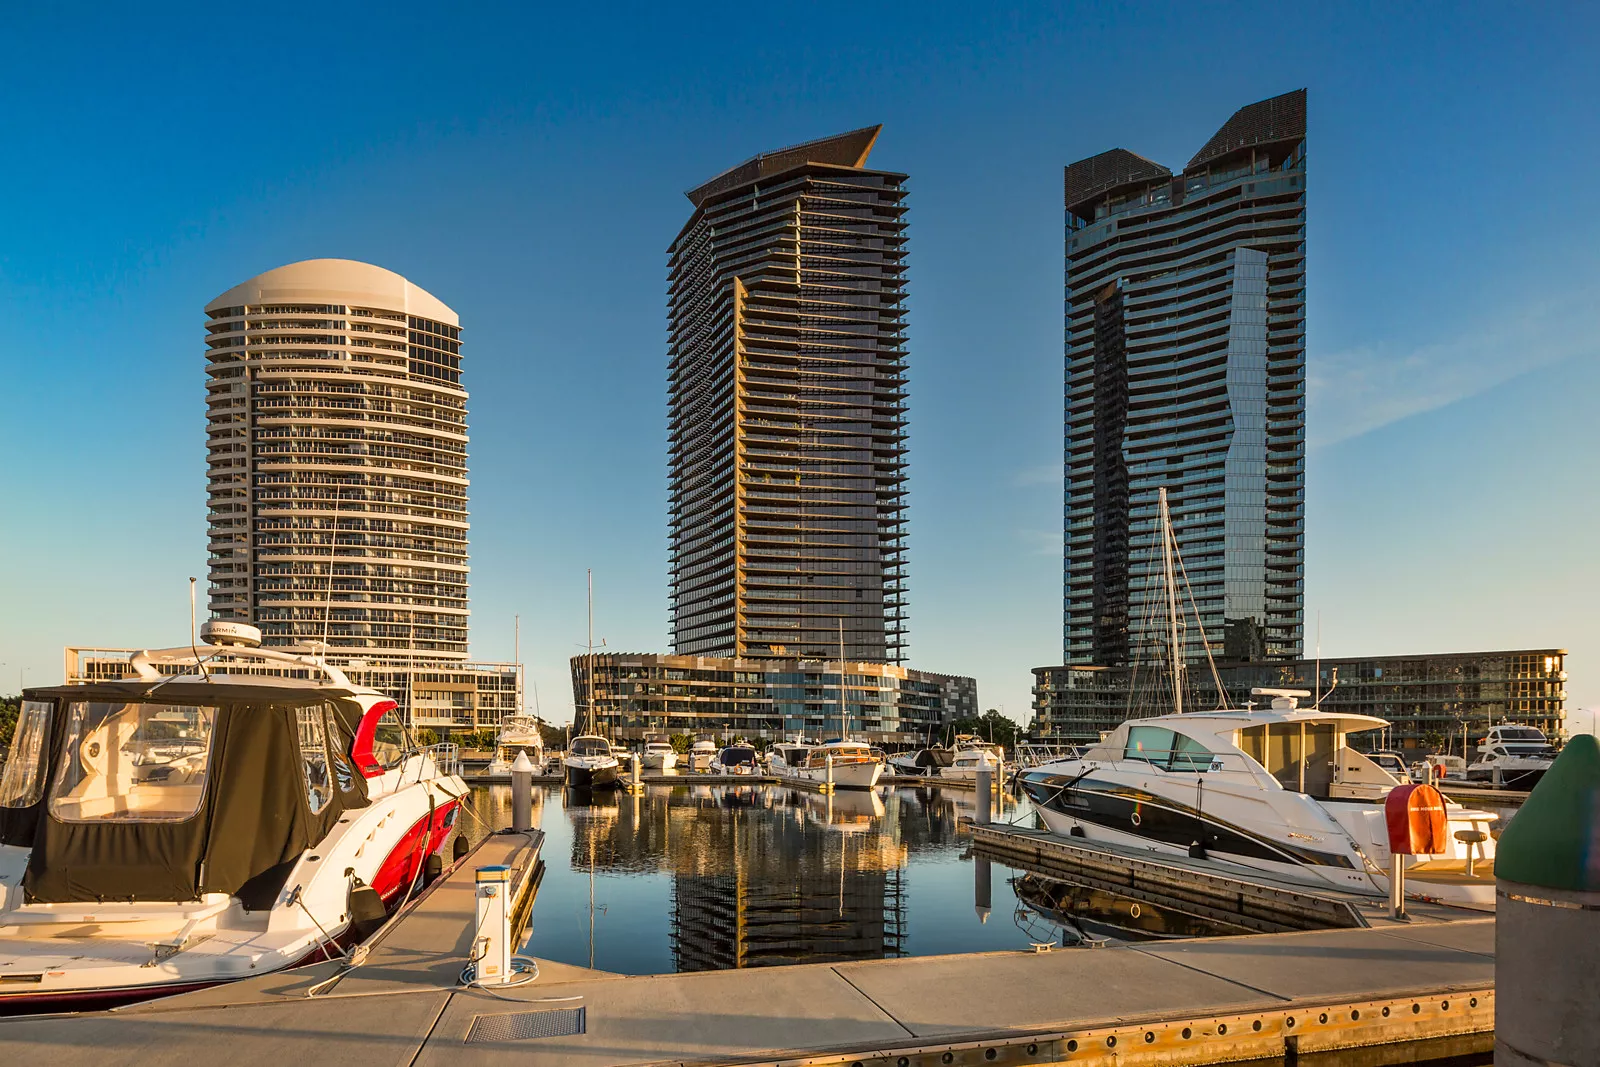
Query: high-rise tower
xmin=1063 ymin=90 xmax=1306 ymax=668
xmin=204 ymin=259 xmax=469 ymax=661
xmin=667 ymin=127 xmax=909 ymax=662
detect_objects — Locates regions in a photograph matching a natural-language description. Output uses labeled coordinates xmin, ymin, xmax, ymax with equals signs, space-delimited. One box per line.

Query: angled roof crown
xmin=686 ymin=125 xmax=883 ymax=207
xmin=1186 ymin=89 xmax=1306 ymax=171
xmin=1064 ymin=148 xmax=1172 ymax=215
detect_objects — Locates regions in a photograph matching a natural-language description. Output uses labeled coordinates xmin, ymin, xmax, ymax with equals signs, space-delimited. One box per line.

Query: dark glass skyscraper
xmin=667 ymin=127 xmax=909 ymax=662
xmin=1063 ymin=90 xmax=1306 ymax=668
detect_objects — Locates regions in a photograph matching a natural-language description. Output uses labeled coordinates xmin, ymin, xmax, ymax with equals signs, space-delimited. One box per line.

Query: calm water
xmin=450 ymin=781 xmax=1243 ymax=975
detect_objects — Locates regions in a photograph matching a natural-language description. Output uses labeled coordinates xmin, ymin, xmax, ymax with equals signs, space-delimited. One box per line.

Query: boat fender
xmin=1188 ymin=841 xmax=1208 ymax=860
xmin=424 ymin=852 xmax=443 ymax=886
xmin=1069 ymin=825 xmax=1086 ymax=838
xmin=453 ymin=834 xmax=470 ymax=862
xmin=347 ymin=879 xmax=387 ymax=941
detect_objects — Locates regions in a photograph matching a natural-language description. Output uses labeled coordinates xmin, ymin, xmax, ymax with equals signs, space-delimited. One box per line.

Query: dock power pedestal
xmin=473 ymin=864 xmax=514 ymax=984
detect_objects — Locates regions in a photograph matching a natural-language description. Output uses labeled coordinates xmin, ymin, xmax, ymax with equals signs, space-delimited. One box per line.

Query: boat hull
xmin=564 ymin=760 xmax=620 ymax=790
xmin=796 ymin=761 xmax=882 ymax=790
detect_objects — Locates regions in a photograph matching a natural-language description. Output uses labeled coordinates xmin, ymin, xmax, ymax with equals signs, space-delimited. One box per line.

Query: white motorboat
xmin=1410 ymin=754 xmax=1468 ymax=783
xmin=710 ymin=743 xmax=759 ymax=776
xmin=562 ymin=735 xmax=621 ymax=790
xmin=687 ymin=738 xmax=717 ymax=773
xmin=890 ymin=746 xmax=953 ymax=777
xmin=767 ymin=741 xmax=814 ymax=779
xmin=1017 ymin=690 xmax=1499 ymax=907
xmin=0 ymin=622 xmax=467 ymax=1013
xmin=1466 ymin=725 xmax=1556 ymax=789
xmin=485 ymin=714 xmax=544 ymax=777
xmin=792 ymin=741 xmax=882 ymax=790
xmin=940 ymin=735 xmax=1006 ymax=782
xmin=640 ymin=737 xmax=678 ymax=772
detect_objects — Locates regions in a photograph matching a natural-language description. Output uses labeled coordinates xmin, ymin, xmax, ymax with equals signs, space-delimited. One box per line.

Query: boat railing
xmin=1016 ymin=741 xmax=1083 ymax=768
xmin=427 ymin=742 xmax=461 ymax=777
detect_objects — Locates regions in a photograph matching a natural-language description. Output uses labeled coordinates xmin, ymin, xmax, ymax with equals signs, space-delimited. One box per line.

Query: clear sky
xmin=2 ymin=3 xmax=1597 ymax=725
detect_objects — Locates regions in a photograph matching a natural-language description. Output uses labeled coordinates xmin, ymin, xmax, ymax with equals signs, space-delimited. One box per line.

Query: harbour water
xmin=450 ymin=780 xmax=1243 ymax=975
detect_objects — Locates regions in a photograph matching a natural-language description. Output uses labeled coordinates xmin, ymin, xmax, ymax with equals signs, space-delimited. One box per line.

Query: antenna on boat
xmin=189 ymin=577 xmax=210 ymax=680
xmin=1315 ymin=611 xmax=1322 ymax=705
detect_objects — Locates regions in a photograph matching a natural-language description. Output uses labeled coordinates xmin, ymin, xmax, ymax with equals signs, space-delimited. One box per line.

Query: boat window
xmin=48 ymin=701 xmax=217 ymax=822
xmin=323 ymin=704 xmax=358 ymax=795
xmin=1124 ymin=726 xmax=1174 ymax=766
xmin=370 ymin=709 xmax=408 ymax=770
xmin=297 ymin=705 xmax=333 ymax=815
xmin=0 ymin=700 xmax=54 ymax=808
xmin=570 ymin=738 xmax=610 ymax=757
xmin=1126 ymin=726 xmax=1215 ymax=771
xmin=1170 ymin=732 xmax=1216 ymax=771
xmin=1239 ymin=722 xmax=1336 ymax=794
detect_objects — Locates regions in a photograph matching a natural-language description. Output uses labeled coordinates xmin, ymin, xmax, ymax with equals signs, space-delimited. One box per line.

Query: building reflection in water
xmin=559 ymin=785 xmax=914 ymax=971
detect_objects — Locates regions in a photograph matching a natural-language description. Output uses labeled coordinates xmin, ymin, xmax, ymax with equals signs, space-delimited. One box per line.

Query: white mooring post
xmin=473 ymin=864 xmax=513 ymax=984
xmin=975 ymin=756 xmax=992 ymax=825
xmin=510 ymin=751 xmax=534 ymax=832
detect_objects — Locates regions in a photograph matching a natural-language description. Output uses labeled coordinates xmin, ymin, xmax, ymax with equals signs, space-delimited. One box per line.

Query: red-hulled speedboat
xmin=0 ymin=622 xmax=466 ymax=1014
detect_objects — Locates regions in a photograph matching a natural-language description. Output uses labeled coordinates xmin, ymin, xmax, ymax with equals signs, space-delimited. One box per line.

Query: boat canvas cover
xmin=10 ymin=681 xmax=369 ymax=906
xmin=914 ymin=749 xmax=953 ymax=768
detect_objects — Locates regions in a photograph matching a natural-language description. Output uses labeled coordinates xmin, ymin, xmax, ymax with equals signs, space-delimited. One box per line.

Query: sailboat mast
xmin=586 ymin=569 xmax=595 ymax=736
xmin=838 ymin=618 xmax=847 ymax=740
xmin=1159 ymin=488 xmax=1184 ymax=715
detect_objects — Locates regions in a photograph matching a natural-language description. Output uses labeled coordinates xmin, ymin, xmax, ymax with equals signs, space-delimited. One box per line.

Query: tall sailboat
xmin=563 ymin=570 xmax=620 ymax=790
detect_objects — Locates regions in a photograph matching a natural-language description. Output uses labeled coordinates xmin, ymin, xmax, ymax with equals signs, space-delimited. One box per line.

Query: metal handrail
xmin=426 ymin=742 xmax=461 ymax=776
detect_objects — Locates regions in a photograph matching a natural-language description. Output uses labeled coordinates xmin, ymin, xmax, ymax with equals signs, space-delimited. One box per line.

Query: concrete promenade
xmin=0 ymin=907 xmax=1493 ymax=1065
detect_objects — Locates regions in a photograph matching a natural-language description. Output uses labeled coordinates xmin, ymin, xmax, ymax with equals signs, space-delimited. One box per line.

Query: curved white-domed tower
xmin=204 ymin=259 xmax=469 ymax=661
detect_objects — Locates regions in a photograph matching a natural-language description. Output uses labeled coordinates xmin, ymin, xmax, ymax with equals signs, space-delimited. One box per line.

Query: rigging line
xmin=1170 ymin=526 xmax=1230 ymax=710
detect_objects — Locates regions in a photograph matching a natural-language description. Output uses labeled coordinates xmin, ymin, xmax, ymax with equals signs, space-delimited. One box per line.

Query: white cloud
xmin=1309 ymin=291 xmax=1600 ymax=448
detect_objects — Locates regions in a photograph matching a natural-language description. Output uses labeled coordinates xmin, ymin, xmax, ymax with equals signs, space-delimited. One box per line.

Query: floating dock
xmin=971 ymin=822 xmax=1486 ymax=932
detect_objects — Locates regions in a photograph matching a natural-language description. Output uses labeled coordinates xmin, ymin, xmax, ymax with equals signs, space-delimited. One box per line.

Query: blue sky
xmin=2 ymin=3 xmax=1597 ymax=723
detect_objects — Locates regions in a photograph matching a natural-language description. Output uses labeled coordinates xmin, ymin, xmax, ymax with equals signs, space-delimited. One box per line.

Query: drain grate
xmin=465 ymin=1006 xmax=586 ymax=1043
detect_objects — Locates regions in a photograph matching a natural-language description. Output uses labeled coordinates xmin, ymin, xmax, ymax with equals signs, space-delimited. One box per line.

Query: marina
xmin=0 ymin=778 xmax=1502 ymax=1065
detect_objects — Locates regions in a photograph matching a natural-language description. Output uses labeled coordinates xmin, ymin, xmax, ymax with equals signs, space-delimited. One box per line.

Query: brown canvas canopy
xmin=7 ymin=679 xmax=370 ymax=906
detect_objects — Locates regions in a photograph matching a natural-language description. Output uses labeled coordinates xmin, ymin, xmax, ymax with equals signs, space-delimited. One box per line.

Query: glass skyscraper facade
xmin=1063 ymin=90 xmax=1307 ymax=669
xmin=666 ymin=127 xmax=910 ymax=663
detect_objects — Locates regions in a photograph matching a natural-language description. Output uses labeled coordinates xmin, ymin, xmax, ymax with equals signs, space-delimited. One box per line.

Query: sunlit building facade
xmin=572 ymin=652 xmax=976 ymax=744
xmin=1063 ymin=90 xmax=1307 ymax=669
xmin=667 ymin=127 xmax=910 ymax=663
xmin=1032 ymin=648 xmax=1568 ymax=750
xmin=204 ymin=259 xmax=469 ymax=660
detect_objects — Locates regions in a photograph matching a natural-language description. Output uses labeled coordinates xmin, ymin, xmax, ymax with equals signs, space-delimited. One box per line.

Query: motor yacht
xmin=562 ymin=735 xmax=620 ymax=790
xmin=686 ymin=738 xmax=718 ymax=773
xmin=710 ymin=742 xmax=759 ymax=776
xmin=1017 ymin=690 xmax=1498 ymax=907
xmin=640 ymin=737 xmax=678 ymax=772
xmin=890 ymin=746 xmax=953 ymax=777
xmin=793 ymin=741 xmax=882 ymax=790
xmin=767 ymin=741 xmax=813 ymax=779
xmin=940 ymin=735 xmax=1006 ymax=782
xmin=1466 ymin=725 xmax=1556 ymax=789
xmin=485 ymin=715 xmax=544 ymax=777
xmin=1410 ymin=754 xmax=1468 ymax=783
xmin=0 ymin=622 xmax=466 ymax=1014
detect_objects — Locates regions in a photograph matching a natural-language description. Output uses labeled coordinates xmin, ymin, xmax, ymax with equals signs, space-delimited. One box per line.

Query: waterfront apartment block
xmin=571 ymin=653 xmax=976 ymax=745
xmin=1064 ymin=90 xmax=1307 ymax=669
xmin=64 ymin=646 xmax=518 ymax=737
xmin=1032 ymin=648 xmax=1568 ymax=751
xmin=204 ymin=259 xmax=470 ymax=662
xmin=667 ymin=127 xmax=910 ymax=664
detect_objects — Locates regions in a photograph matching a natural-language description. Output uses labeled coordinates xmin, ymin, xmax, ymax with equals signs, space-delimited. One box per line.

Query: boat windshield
xmin=1495 ymin=727 xmax=1547 ymax=741
xmin=1124 ymin=726 xmax=1217 ymax=772
xmin=570 ymin=738 xmax=611 ymax=758
xmin=720 ymin=748 xmax=757 ymax=766
xmin=49 ymin=701 xmax=219 ymax=822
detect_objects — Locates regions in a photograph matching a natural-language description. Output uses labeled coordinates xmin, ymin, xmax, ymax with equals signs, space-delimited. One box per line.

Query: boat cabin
xmin=805 ymin=742 xmax=874 ymax=768
xmin=1 ymin=677 xmax=403 ymax=908
xmin=1079 ymin=690 xmax=1404 ymax=801
xmin=567 ymin=736 xmax=614 ymax=759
